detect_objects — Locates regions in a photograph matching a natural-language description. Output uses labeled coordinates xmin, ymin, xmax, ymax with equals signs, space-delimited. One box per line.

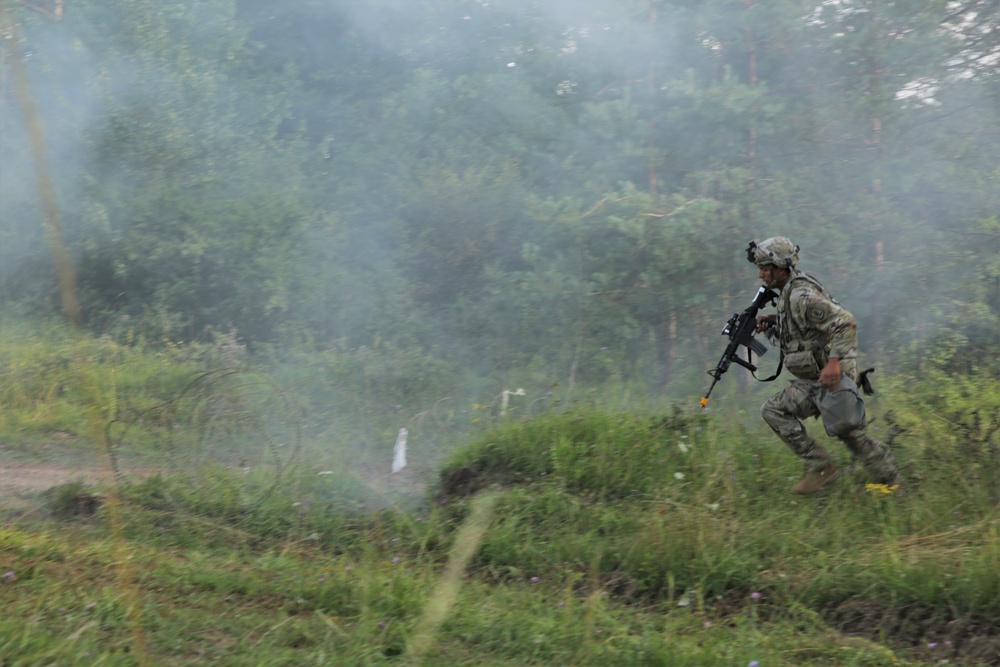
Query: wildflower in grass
xmin=530 ymin=576 xmax=541 ymax=583
xmin=678 ymin=442 xmax=690 ymax=454
xmin=1 ymin=571 xmax=16 ymax=583
xmin=674 ymin=472 xmax=685 ymax=480
xmin=707 ymin=503 xmax=720 ymax=511
xmin=748 ymin=661 xmax=760 ymax=667
xmin=391 ymin=557 xmax=400 ymax=564
xmin=750 ymin=592 xmax=762 ymax=600
xmin=865 ymin=483 xmax=900 ymax=495
xmin=928 ymin=642 xmax=938 ymax=649
xmin=85 ymin=603 xmax=96 ymax=611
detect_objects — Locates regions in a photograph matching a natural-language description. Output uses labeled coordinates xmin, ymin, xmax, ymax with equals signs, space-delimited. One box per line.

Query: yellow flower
xmin=865 ymin=483 xmax=900 ymax=495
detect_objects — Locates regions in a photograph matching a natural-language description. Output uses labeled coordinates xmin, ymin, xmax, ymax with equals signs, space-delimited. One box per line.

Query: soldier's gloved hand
xmin=755 ymin=314 xmax=776 ymax=333
xmin=820 ymin=357 xmax=841 ymax=390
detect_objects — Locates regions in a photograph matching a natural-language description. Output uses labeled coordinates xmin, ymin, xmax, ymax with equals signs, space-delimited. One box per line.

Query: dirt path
xmin=0 ymin=463 xmax=119 ymax=494
xmin=0 ymin=439 xmax=427 ymax=514
xmin=0 ymin=459 xmax=134 ymax=513
xmin=0 ymin=438 xmax=160 ymax=512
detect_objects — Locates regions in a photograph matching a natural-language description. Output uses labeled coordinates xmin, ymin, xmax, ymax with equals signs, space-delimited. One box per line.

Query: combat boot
xmin=791 ymin=462 xmax=840 ymax=494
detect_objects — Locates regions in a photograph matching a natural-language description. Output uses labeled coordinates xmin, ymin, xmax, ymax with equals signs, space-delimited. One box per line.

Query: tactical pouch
xmin=784 ymin=350 xmax=820 ymax=379
xmin=813 ymin=374 xmax=866 ymax=437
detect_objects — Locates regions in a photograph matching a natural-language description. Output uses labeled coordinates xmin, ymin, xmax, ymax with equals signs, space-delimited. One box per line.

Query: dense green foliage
xmin=1 ymin=0 xmax=997 ymax=407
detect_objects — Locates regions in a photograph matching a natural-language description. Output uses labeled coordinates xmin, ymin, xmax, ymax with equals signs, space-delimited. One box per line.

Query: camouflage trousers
xmin=761 ymin=378 xmax=900 ymax=484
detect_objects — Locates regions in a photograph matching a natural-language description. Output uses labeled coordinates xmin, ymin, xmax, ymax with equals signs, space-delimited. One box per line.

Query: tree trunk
xmin=1 ymin=7 xmax=81 ymax=327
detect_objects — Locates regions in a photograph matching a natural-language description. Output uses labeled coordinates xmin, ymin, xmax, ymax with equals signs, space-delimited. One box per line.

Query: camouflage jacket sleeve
xmin=787 ymin=281 xmax=858 ymax=360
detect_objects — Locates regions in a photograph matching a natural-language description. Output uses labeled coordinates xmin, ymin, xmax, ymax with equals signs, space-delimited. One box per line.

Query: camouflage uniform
xmin=752 ymin=241 xmax=900 ymax=485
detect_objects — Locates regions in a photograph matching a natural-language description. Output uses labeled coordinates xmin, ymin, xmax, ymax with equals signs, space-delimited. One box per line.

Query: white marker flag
xmin=392 ymin=427 xmax=408 ymax=473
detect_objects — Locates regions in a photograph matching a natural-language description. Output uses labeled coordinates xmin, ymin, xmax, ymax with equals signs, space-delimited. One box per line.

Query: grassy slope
xmin=1 ymin=325 xmax=998 ymax=666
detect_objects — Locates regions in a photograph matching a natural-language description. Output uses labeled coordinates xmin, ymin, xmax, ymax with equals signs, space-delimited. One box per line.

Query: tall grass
xmin=439 ymin=399 xmax=1000 ymax=620
xmin=1 ymin=318 xmax=998 ymax=665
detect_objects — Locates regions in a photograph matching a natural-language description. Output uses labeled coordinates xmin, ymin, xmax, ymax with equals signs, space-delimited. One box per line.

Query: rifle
xmin=699 ymin=285 xmax=778 ymax=408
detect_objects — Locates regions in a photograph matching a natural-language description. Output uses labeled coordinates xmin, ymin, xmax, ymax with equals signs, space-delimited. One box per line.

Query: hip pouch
xmin=784 ymin=350 xmax=820 ymax=379
xmin=813 ymin=375 xmax=866 ymax=437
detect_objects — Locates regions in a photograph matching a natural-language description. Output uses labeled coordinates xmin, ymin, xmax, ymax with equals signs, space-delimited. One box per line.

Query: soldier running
xmin=749 ymin=237 xmax=902 ymax=494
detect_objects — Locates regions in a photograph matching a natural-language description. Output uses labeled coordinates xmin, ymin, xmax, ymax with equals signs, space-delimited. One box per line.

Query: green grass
xmin=1 ymin=320 xmax=998 ymax=665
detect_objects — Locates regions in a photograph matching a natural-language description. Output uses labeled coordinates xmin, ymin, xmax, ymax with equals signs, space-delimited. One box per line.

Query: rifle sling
xmin=749 ymin=353 xmax=876 ymax=391
xmin=751 ymin=349 xmax=783 ymax=383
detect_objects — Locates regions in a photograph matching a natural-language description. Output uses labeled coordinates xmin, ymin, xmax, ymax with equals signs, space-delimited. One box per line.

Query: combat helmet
xmin=746 ymin=237 xmax=799 ymax=269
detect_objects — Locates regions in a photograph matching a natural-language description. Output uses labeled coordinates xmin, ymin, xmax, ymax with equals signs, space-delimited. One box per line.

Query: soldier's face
xmin=758 ymin=264 xmax=789 ymax=289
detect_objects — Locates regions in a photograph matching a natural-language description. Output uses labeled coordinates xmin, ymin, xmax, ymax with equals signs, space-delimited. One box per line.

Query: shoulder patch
xmin=808 ymin=306 xmax=828 ymax=322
